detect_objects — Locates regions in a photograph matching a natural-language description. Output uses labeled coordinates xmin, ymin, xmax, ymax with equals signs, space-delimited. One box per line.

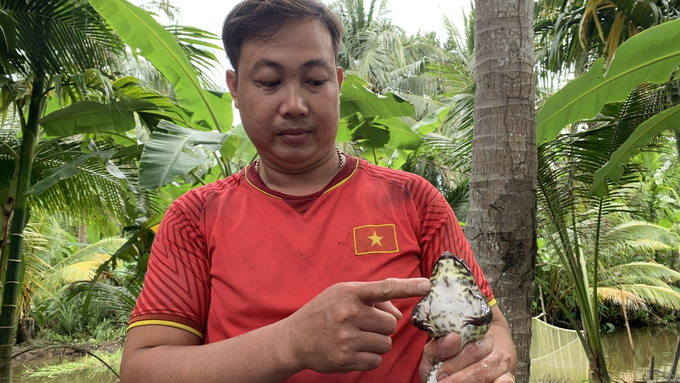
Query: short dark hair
xmin=222 ymin=0 xmax=343 ymax=73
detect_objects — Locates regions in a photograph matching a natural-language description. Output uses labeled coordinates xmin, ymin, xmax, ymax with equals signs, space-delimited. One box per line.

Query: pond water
xmin=4 ymin=326 xmax=679 ymax=382
xmin=531 ymin=325 xmax=680 ymax=382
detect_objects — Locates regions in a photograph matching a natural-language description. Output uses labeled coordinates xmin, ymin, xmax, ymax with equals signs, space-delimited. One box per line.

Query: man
xmin=120 ymin=0 xmax=517 ymax=381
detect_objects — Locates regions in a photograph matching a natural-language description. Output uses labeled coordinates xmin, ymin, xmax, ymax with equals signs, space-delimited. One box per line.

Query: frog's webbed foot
xmin=463 ymin=309 xmax=493 ymax=327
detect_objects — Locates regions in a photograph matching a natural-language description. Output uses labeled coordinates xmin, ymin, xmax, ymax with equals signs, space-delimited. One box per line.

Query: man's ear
xmin=226 ymin=69 xmax=239 ymax=109
xmin=336 ymin=66 xmax=343 ymax=92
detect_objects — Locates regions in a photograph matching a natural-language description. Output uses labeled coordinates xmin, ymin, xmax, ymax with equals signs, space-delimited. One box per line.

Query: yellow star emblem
xmin=367 ymin=231 xmax=383 ymax=247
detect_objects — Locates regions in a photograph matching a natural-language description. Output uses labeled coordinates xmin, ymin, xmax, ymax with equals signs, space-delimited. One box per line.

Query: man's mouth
xmin=278 ymin=129 xmax=311 ymax=142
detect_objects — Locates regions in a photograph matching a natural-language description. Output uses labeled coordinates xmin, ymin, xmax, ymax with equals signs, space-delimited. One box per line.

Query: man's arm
xmin=121 ymin=321 xmax=301 ymax=382
xmin=419 ymin=305 xmax=517 ymax=383
xmin=121 ymin=278 xmax=431 ymax=383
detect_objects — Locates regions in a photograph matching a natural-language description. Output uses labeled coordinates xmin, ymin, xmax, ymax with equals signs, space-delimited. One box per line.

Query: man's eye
xmin=309 ymin=80 xmax=327 ymax=87
xmin=259 ymin=81 xmax=280 ymax=88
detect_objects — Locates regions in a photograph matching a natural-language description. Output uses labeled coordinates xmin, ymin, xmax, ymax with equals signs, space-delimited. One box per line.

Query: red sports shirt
xmin=130 ymin=156 xmax=495 ymax=382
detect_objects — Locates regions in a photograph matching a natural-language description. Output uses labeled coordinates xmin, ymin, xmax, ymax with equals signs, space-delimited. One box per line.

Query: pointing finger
xmin=356 ymin=278 xmax=431 ymax=306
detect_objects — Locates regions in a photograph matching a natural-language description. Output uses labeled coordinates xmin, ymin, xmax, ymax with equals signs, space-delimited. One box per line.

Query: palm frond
xmin=165 ymin=24 xmax=223 ymax=90
xmin=606 ymin=262 xmax=680 ymax=283
xmin=614 ymin=284 xmax=680 ymax=310
xmin=3 ymin=0 xmax=125 ymax=78
xmin=622 ymin=239 xmax=672 ymax=255
xmin=606 ymin=221 xmax=680 ymax=247
xmin=67 ymin=281 xmax=139 ymax=321
xmin=596 ymin=287 xmax=647 ymax=310
xmin=52 ymin=237 xmax=126 ymax=269
xmin=50 ymin=254 xmax=111 ymax=285
xmin=396 ymin=94 xmax=444 ymax=121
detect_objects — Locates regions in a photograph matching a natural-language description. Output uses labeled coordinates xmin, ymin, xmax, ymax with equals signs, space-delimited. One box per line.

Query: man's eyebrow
xmin=301 ymin=59 xmax=333 ymax=70
xmin=251 ymin=58 xmax=333 ymax=72
xmin=252 ymin=59 xmax=283 ymax=72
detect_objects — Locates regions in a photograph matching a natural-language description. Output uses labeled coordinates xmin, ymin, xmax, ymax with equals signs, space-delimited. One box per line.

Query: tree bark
xmin=469 ymin=1 xmax=537 ymax=381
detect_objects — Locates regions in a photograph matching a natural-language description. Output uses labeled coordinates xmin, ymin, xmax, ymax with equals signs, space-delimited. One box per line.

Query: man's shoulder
xmin=356 ymin=158 xmax=433 ymax=190
xmin=172 ymin=170 xmax=246 ymax=209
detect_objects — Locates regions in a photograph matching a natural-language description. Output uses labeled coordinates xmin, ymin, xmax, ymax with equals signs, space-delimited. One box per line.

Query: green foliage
xmin=139 ymin=120 xmax=228 ymax=190
xmin=89 ymin=0 xmax=232 ymax=132
xmin=0 ymin=0 xmax=124 ymax=77
xmin=591 ymin=105 xmax=680 ymax=195
xmin=39 ymin=99 xmax=159 ymax=136
xmin=22 ymin=349 xmax=122 ymax=378
xmin=536 ymin=18 xmax=680 ymax=144
xmin=339 ymin=75 xmax=415 ymax=118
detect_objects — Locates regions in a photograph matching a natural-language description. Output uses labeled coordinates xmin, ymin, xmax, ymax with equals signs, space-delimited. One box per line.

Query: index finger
xmin=356 ymin=278 xmax=431 ymax=305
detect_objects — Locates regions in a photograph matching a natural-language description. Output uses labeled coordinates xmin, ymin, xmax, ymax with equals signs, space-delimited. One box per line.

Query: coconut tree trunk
xmin=468 ymin=1 xmax=537 ymax=382
xmin=0 ymin=76 xmax=44 ymax=374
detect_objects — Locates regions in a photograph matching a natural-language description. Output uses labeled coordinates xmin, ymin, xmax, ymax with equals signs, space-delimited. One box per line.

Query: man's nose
xmin=279 ymin=85 xmax=309 ymax=116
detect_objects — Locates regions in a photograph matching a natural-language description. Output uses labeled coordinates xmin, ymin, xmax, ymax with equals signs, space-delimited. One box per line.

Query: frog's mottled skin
xmin=412 ymin=251 xmax=493 ymax=383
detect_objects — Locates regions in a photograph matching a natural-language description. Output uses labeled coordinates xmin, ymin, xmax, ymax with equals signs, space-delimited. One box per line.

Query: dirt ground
xmin=10 ymin=338 xmax=124 ymax=363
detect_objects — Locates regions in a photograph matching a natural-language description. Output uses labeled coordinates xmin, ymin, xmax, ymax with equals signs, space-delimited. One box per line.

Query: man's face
xmin=226 ymin=18 xmax=343 ymax=171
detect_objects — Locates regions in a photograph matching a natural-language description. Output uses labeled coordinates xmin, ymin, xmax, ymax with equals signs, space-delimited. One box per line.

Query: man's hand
xmin=419 ymin=305 xmax=517 ymax=383
xmin=280 ymin=278 xmax=432 ymax=374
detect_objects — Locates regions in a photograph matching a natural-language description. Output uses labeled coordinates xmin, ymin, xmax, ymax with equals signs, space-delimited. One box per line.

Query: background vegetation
xmin=0 ymin=0 xmax=679 ymax=381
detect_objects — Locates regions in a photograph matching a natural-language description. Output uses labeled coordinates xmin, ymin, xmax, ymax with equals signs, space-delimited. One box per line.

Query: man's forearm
xmin=121 ymin=321 xmax=301 ymax=383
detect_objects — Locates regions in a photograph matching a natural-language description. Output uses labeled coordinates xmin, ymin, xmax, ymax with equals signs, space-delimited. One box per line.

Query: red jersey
xmin=130 ymin=156 xmax=495 ymax=382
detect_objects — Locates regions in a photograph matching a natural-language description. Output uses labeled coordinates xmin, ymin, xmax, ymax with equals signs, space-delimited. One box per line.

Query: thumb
xmin=356 ymin=278 xmax=431 ymax=306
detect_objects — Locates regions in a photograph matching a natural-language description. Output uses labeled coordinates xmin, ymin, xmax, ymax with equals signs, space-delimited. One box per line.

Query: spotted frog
xmin=412 ymin=251 xmax=493 ymax=382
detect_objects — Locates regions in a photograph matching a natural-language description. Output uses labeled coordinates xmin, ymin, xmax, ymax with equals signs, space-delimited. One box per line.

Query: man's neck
xmin=256 ymin=151 xmax=344 ymax=196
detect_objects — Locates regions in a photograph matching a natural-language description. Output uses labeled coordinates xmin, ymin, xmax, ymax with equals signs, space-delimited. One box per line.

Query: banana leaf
xmin=89 ymin=0 xmax=232 ymax=132
xmin=220 ymin=124 xmax=257 ymax=164
xmin=590 ymin=104 xmax=680 ymax=196
xmin=139 ymin=120 xmax=228 ymax=190
xmin=536 ymin=18 xmax=680 ymax=144
xmin=39 ymin=99 xmax=158 ymax=136
xmin=340 ymin=74 xmax=414 ymax=118
xmin=411 ymin=106 xmax=450 ymax=135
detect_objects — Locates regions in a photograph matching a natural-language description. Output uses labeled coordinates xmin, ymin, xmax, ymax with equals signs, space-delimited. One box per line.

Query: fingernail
xmin=417 ymin=280 xmax=432 ymax=292
xmin=437 ymin=373 xmax=448 ymax=381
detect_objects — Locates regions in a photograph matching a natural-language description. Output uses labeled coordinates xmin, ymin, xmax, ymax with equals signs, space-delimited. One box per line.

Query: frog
xmin=411 ymin=251 xmax=493 ymax=383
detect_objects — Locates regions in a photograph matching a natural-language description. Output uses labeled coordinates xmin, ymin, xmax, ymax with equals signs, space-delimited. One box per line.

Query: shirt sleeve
xmin=128 ymin=195 xmax=212 ymax=340
xmin=415 ymin=179 xmax=495 ymax=304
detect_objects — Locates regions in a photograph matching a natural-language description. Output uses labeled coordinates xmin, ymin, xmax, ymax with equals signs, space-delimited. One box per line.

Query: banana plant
xmin=536 ymin=19 xmax=680 ymax=194
xmin=89 ymin=0 xmax=233 ymax=133
xmin=0 ymin=0 xmax=228 ymax=369
xmin=0 ymin=0 xmax=130 ymax=368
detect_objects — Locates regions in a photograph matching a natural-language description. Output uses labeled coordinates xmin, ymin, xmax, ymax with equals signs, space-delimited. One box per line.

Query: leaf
xmin=339 ymin=74 xmax=414 ymax=118
xmin=25 ymin=148 xmax=117 ymax=195
xmin=620 ymin=284 xmax=680 ymax=310
xmin=220 ymin=124 xmax=257 ymax=164
xmin=536 ymin=19 xmax=680 ymax=144
xmin=89 ymin=0 xmax=232 ymax=132
xmin=411 ymin=106 xmax=450 ymax=136
xmin=39 ymin=99 xmax=158 ymax=136
xmin=615 ymin=262 xmax=680 ymax=283
xmin=140 ymin=120 xmax=228 ymax=190
xmin=50 ymin=254 xmax=111 ymax=284
xmin=590 ymin=105 xmax=680 ymax=196
xmin=350 ymin=116 xmax=390 ymax=149
xmin=0 ymin=10 xmax=18 ymax=60
xmin=336 ymin=119 xmax=352 ymax=143
xmin=105 ymin=160 xmax=127 ymax=179
xmin=26 ymin=154 xmax=95 ymax=195
xmin=381 ymin=117 xmax=422 ymax=150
